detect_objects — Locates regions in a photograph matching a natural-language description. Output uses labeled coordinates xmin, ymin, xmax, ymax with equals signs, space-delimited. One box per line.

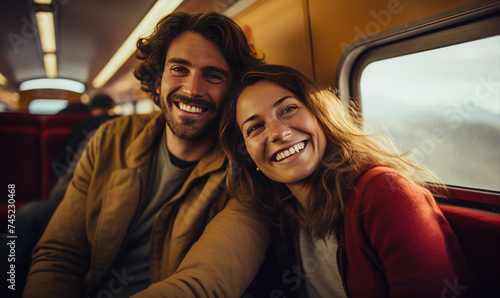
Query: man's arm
xmin=133 ymin=198 xmax=271 ymax=298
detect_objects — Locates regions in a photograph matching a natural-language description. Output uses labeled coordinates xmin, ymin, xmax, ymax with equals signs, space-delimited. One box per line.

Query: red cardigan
xmin=338 ymin=164 xmax=475 ymax=297
xmin=263 ymin=164 xmax=476 ymax=297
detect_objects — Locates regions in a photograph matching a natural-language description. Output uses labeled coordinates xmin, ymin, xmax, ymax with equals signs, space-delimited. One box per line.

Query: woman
xmin=220 ymin=64 xmax=475 ymax=297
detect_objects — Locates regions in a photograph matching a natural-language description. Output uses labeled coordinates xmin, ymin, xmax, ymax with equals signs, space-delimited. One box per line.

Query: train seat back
xmin=439 ymin=203 xmax=500 ymax=296
xmin=0 ymin=113 xmax=42 ymax=229
xmin=40 ymin=113 xmax=88 ymax=200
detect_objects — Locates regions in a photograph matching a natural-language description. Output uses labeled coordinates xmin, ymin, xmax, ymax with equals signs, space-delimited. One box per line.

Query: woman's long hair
xmin=220 ymin=64 xmax=445 ymax=238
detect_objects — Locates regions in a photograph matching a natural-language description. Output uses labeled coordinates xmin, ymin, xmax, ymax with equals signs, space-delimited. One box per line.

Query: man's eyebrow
xmin=167 ymin=58 xmax=229 ymax=79
xmin=241 ymin=96 xmax=291 ymax=128
xmin=167 ymin=58 xmax=191 ymax=66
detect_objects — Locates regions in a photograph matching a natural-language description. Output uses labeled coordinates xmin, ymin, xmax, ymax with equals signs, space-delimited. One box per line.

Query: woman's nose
xmin=269 ymin=121 xmax=291 ymax=143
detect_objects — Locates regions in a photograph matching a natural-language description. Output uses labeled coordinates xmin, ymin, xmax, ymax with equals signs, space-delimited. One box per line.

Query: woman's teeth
xmin=179 ymin=102 xmax=203 ymax=114
xmin=275 ymin=142 xmax=305 ymax=161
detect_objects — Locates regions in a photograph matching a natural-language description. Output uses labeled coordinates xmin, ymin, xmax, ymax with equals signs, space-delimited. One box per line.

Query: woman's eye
xmin=246 ymin=124 xmax=262 ymax=136
xmin=204 ymin=73 xmax=223 ymax=84
xmin=280 ymin=105 xmax=297 ymax=116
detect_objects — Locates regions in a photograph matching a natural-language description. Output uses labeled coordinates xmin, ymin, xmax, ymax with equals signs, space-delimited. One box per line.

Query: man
xmin=24 ymin=12 xmax=269 ymax=297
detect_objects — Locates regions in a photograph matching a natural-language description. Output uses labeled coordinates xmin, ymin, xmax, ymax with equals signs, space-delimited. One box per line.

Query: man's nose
xmin=182 ymin=74 xmax=204 ymax=97
xmin=270 ymin=120 xmax=291 ymax=143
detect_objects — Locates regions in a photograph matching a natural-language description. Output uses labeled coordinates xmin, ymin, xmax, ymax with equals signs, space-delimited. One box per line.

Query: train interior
xmin=0 ymin=0 xmax=499 ymax=296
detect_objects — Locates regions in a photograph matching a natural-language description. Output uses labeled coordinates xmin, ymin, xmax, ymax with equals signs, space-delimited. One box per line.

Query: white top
xmin=299 ymin=226 xmax=347 ymax=298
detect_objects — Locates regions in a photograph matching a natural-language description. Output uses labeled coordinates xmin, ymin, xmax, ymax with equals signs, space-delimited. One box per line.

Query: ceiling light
xmin=44 ymin=53 xmax=57 ymax=78
xmin=20 ymin=78 xmax=85 ymax=93
xmin=0 ymin=72 xmax=7 ymax=85
xmin=36 ymin=11 xmax=56 ymax=53
xmin=34 ymin=0 xmax=52 ymax=4
xmin=92 ymin=0 xmax=184 ymax=89
xmin=223 ymin=0 xmax=260 ymax=17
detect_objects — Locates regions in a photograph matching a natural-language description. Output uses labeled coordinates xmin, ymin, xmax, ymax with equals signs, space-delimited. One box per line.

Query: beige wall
xmin=234 ymin=0 xmax=314 ymax=79
xmin=309 ymin=0 xmax=477 ymax=87
xmin=234 ymin=0 xmax=477 ymax=88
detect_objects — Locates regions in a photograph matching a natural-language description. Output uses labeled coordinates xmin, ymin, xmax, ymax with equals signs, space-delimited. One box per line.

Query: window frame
xmin=336 ymin=0 xmax=500 ymax=212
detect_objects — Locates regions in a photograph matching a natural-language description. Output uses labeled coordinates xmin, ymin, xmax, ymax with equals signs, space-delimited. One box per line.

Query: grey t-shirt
xmin=93 ymin=130 xmax=196 ymax=297
xmin=299 ymin=226 xmax=347 ymax=298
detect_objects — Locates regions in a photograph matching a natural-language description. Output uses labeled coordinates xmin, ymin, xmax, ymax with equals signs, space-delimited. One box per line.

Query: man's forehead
xmin=165 ymin=31 xmax=231 ymax=73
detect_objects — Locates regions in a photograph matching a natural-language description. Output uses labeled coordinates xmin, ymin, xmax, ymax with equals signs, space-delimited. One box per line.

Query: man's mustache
xmin=168 ymin=94 xmax=216 ymax=111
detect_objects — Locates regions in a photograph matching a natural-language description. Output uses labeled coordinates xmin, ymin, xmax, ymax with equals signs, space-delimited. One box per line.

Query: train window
xmin=112 ymin=99 xmax=158 ymax=115
xmin=336 ymin=1 xmax=500 ymax=207
xmin=360 ymin=35 xmax=500 ymax=192
xmin=28 ymin=99 xmax=68 ymax=114
xmin=136 ymin=98 xmax=158 ymax=114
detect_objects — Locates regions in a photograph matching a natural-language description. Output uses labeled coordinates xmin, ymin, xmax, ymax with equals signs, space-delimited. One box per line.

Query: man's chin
xmin=167 ymin=121 xmax=215 ymax=141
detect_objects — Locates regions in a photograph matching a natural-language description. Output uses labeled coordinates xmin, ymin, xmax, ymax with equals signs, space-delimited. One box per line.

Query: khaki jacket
xmin=24 ymin=113 xmax=270 ymax=297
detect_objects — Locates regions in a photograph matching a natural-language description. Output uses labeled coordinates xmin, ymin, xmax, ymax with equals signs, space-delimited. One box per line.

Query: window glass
xmin=28 ymin=99 xmax=68 ymax=114
xmin=360 ymin=35 xmax=500 ymax=191
xmin=136 ymin=98 xmax=159 ymax=114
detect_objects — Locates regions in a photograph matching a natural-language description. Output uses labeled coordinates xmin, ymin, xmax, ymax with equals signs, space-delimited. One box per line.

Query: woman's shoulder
xmin=353 ymin=163 xmax=401 ymax=188
xmin=351 ymin=163 xmax=433 ymax=207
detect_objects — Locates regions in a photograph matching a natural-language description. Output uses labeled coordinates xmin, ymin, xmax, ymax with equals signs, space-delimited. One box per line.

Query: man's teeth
xmin=179 ymin=102 xmax=203 ymax=114
xmin=275 ymin=142 xmax=305 ymax=161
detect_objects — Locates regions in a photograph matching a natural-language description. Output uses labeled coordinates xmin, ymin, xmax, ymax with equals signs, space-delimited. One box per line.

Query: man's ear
xmin=155 ymin=76 xmax=162 ymax=94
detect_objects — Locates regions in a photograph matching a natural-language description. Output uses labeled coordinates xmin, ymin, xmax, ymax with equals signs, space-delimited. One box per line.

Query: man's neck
xmin=165 ymin=126 xmax=216 ymax=162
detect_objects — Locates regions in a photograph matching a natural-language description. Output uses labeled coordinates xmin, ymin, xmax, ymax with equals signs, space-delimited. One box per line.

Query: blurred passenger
xmin=24 ymin=11 xmax=269 ymax=298
xmin=51 ymin=94 xmax=116 ymax=187
xmin=57 ymin=102 xmax=89 ymax=114
xmin=220 ymin=64 xmax=476 ymax=297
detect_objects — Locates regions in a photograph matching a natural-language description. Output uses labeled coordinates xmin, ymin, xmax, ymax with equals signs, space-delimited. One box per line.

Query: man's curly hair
xmin=134 ymin=11 xmax=263 ymax=106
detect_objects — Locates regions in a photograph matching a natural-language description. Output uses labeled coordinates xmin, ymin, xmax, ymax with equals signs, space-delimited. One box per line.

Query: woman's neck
xmin=286 ymin=182 xmax=310 ymax=209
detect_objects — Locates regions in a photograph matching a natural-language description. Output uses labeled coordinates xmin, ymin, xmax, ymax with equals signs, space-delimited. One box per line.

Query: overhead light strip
xmin=36 ymin=12 xmax=56 ymax=53
xmin=36 ymin=10 xmax=57 ymax=78
xmin=20 ymin=78 xmax=85 ymax=93
xmin=92 ymin=0 xmax=184 ymax=89
xmin=44 ymin=53 xmax=57 ymax=78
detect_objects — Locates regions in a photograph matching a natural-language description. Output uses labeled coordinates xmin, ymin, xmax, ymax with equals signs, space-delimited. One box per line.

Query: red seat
xmin=0 ymin=113 xmax=42 ymax=229
xmin=439 ymin=203 xmax=500 ymax=297
xmin=42 ymin=113 xmax=87 ymax=130
xmin=40 ymin=113 xmax=88 ymax=199
xmin=0 ymin=112 xmax=41 ymax=127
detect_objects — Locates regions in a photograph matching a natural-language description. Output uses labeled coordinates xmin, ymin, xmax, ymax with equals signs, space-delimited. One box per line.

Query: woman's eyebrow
xmin=273 ymin=96 xmax=292 ymax=108
xmin=241 ymin=114 xmax=259 ymax=129
xmin=241 ymin=96 xmax=292 ymax=128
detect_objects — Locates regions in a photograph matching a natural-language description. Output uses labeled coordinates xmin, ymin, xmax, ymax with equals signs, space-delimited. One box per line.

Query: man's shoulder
xmin=105 ymin=112 xmax=160 ymax=127
xmin=98 ymin=112 xmax=162 ymax=136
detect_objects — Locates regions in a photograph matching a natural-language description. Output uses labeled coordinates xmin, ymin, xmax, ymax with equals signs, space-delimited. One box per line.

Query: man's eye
xmin=171 ymin=66 xmax=188 ymax=76
xmin=204 ymin=73 xmax=223 ymax=84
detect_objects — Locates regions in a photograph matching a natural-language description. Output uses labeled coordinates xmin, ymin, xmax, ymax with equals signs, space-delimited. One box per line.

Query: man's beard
xmin=161 ymin=93 xmax=219 ymax=140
